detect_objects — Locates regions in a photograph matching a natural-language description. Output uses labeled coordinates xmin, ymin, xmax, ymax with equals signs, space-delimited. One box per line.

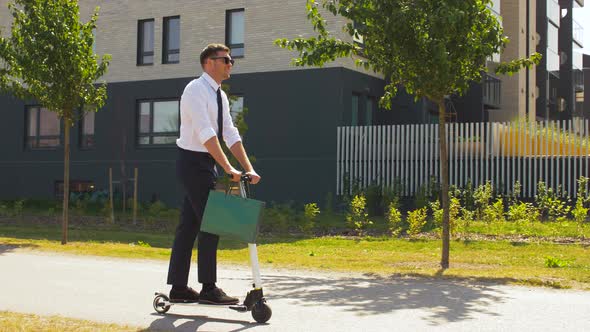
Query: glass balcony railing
xmin=574 ymin=69 xmax=584 ymax=93
xmin=547 ymin=48 xmax=560 ymax=73
xmin=573 ymin=19 xmax=583 ymax=47
xmin=547 ymin=0 xmax=560 ymax=26
xmin=573 ymin=50 xmax=583 ymax=70
xmin=483 ymin=73 xmax=501 ymax=109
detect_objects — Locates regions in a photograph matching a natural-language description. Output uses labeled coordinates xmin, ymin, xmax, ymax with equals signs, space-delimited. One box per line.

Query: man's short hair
xmin=200 ymin=43 xmax=230 ymax=67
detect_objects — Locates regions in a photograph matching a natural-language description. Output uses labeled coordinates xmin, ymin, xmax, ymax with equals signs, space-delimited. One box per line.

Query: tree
xmin=0 ymin=0 xmax=111 ymax=244
xmin=275 ymin=0 xmax=539 ymax=268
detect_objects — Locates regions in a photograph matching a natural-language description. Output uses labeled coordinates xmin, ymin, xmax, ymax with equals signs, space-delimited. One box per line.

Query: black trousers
xmin=167 ymin=147 xmax=219 ymax=286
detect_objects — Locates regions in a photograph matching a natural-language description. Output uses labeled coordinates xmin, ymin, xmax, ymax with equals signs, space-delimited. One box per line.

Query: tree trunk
xmin=61 ymin=118 xmax=71 ymax=245
xmin=437 ymin=100 xmax=450 ymax=269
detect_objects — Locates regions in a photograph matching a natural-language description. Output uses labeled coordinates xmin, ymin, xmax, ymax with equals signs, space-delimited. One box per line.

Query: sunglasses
xmin=210 ymin=56 xmax=235 ymax=65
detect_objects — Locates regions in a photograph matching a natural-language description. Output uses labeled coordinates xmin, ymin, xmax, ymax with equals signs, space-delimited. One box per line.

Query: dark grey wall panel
xmin=0 ymin=68 xmax=386 ymax=206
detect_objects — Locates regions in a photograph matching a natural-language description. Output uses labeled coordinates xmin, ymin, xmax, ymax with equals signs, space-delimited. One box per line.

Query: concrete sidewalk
xmin=0 ymin=247 xmax=589 ymax=331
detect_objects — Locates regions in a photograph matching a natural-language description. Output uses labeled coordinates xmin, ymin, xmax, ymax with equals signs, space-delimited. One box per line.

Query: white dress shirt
xmin=176 ymin=72 xmax=242 ymax=152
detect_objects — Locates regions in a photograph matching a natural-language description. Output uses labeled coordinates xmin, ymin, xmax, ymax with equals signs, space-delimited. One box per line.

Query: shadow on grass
xmin=0 ymin=223 xmax=312 ymax=251
xmin=143 ymin=313 xmax=259 ymax=332
xmin=510 ymin=241 xmax=529 ymax=247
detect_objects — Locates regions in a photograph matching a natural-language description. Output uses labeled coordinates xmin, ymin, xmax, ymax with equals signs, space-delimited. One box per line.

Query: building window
xmin=230 ymin=95 xmax=244 ymax=121
xmin=137 ymin=19 xmax=154 ymax=65
xmin=80 ymin=111 xmax=95 ymax=149
xmin=163 ymin=16 xmax=180 ymax=64
xmin=55 ymin=180 xmax=95 ymax=199
xmin=26 ymin=106 xmax=61 ymax=149
xmin=226 ymin=9 xmax=244 ymax=57
xmin=138 ymin=99 xmax=179 ymax=146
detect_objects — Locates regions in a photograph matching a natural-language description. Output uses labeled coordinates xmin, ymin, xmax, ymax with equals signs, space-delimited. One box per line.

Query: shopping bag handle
xmin=225 ymin=173 xmax=252 ymax=198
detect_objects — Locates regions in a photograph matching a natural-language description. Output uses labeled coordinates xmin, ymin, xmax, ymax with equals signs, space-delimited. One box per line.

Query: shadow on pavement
xmin=263 ymin=271 xmax=506 ymax=325
xmin=142 ymin=313 xmax=260 ymax=332
xmin=0 ymin=243 xmax=37 ymax=255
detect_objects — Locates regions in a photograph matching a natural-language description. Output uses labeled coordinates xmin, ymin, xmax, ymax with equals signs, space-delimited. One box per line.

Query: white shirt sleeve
xmin=221 ymin=91 xmax=242 ymax=148
xmin=184 ymin=83 xmax=217 ymax=144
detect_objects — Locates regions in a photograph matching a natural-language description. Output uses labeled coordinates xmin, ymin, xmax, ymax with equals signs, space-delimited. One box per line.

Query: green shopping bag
xmin=200 ymin=190 xmax=265 ymax=243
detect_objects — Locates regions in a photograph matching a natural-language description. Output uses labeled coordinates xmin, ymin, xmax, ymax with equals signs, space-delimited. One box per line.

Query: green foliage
xmin=0 ymin=0 xmax=111 ymax=119
xmin=382 ymin=180 xmax=403 ymax=211
xmin=496 ymin=53 xmax=543 ymax=76
xmin=535 ymin=182 xmax=570 ymax=220
xmin=387 ymin=202 xmax=403 ymax=237
xmin=544 ymin=256 xmax=571 ymax=268
xmin=302 ymin=203 xmax=320 ymax=234
xmin=462 ymin=180 xmax=475 ymax=211
xmin=0 ymin=204 xmax=8 ymax=216
xmin=261 ymin=202 xmax=295 ymax=234
xmin=547 ymin=197 xmax=571 ymax=223
xmin=430 ymin=200 xmax=443 ymax=228
xmin=147 ymin=201 xmax=167 ymax=218
xmin=576 ymin=176 xmax=590 ymax=206
xmin=458 ymin=207 xmax=475 ymax=233
xmin=573 ymin=177 xmax=589 ymax=234
xmin=100 ymin=201 xmax=113 ymax=223
xmin=571 ymin=200 xmax=588 ymax=225
xmin=135 ymin=241 xmax=151 ymax=248
xmin=72 ymin=196 xmax=88 ymax=216
xmin=473 ymin=181 xmax=493 ymax=220
xmin=483 ymin=197 xmax=505 ymax=224
xmin=414 ymin=183 xmax=430 ymax=209
xmin=365 ymin=183 xmax=383 ymax=216
xmin=449 ymin=197 xmax=461 ymax=234
xmin=506 ymin=202 xmax=538 ymax=225
xmin=275 ymin=0 xmax=538 ymax=108
xmin=12 ymin=199 xmax=25 ymax=218
xmin=507 ymin=181 xmax=522 ymax=207
xmin=346 ymin=194 xmax=373 ymax=235
xmin=407 ymin=207 xmax=427 ymax=237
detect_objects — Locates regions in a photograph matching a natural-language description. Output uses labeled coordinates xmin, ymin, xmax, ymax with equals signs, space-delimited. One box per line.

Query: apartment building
xmin=438 ymin=0 xmax=585 ymax=123
xmin=536 ymin=0 xmax=585 ymax=121
xmin=0 ymin=0 xmax=385 ymax=205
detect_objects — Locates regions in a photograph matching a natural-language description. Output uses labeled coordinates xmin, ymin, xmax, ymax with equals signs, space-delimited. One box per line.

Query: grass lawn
xmin=1 ymin=223 xmax=589 ymax=290
xmin=0 ymin=311 xmax=141 ymax=332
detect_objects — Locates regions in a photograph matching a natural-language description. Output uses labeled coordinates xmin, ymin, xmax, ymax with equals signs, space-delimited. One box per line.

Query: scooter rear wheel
xmin=153 ymin=294 xmax=171 ymax=314
xmin=251 ymin=301 xmax=272 ymax=323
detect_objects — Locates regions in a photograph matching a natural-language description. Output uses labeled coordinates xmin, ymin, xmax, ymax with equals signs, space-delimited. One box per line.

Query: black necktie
xmin=216 ymin=88 xmax=223 ymax=141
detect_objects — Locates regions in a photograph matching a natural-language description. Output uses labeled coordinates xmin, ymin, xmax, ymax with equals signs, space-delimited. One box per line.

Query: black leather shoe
xmin=198 ymin=287 xmax=239 ymax=305
xmin=169 ymin=287 xmax=199 ymax=303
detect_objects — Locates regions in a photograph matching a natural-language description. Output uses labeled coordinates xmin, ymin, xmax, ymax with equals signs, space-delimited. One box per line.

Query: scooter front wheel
xmin=153 ymin=294 xmax=171 ymax=314
xmin=251 ymin=301 xmax=272 ymax=323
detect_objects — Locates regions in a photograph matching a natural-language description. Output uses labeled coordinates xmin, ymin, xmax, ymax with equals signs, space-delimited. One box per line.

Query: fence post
xmin=133 ymin=167 xmax=138 ymax=225
xmin=109 ymin=168 xmax=114 ymax=223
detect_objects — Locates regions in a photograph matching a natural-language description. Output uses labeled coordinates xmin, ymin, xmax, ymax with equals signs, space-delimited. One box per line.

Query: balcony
xmin=573 ymin=19 xmax=583 ymax=47
xmin=574 ymin=69 xmax=584 ymax=93
xmin=483 ymin=73 xmax=502 ymax=109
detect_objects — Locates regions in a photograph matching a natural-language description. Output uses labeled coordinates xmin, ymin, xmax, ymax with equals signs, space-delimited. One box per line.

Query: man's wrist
xmin=222 ymin=164 xmax=233 ymax=173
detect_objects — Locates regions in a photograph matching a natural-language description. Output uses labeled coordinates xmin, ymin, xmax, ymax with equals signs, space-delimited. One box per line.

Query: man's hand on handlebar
xmin=246 ymin=171 xmax=261 ymax=185
xmin=226 ymin=167 xmax=242 ymax=182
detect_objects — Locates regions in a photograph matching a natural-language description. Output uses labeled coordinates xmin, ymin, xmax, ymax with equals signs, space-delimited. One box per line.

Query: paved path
xmin=1 ymin=247 xmax=589 ymax=331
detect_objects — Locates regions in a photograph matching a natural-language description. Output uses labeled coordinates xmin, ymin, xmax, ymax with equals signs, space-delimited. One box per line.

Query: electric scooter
xmin=152 ymin=174 xmax=272 ymax=323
